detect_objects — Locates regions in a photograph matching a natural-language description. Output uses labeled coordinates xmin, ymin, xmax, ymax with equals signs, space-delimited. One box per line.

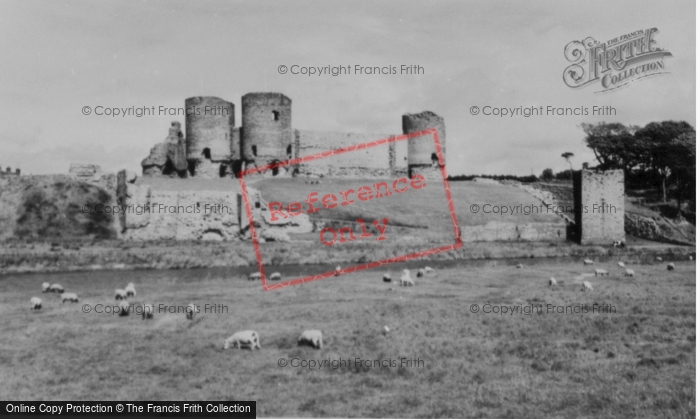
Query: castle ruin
xmin=140 ymin=93 xmax=446 ymax=180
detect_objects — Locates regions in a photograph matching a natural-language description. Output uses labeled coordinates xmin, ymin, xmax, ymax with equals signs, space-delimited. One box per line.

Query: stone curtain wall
xmin=295 ymin=130 xmax=399 ymax=177
xmin=461 ymin=221 xmax=567 ymax=242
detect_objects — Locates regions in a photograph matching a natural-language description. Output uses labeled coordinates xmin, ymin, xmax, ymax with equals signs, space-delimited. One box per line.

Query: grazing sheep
xmin=62 ymin=292 xmax=79 ymax=303
xmin=42 ymin=282 xmax=50 ymax=293
xmin=49 ymin=283 xmax=64 ymax=293
xmin=248 ymin=272 xmax=261 ymax=281
xmin=617 ymin=261 xmax=625 ymax=268
xmin=118 ymin=300 xmax=130 ymax=316
xmin=115 ymin=289 xmax=128 ymax=300
xmin=334 ymin=266 xmax=342 ymax=277
xmin=223 ymin=330 xmax=261 ymax=350
xmin=30 ymin=297 xmax=42 ymax=311
xmin=186 ymin=303 xmax=196 ymax=320
xmin=125 ymin=283 xmax=136 ymax=297
xmin=582 ymin=281 xmax=593 ymax=292
xmin=583 ymin=259 xmax=594 ymax=265
xmin=667 ymin=263 xmax=675 ymax=271
xmin=656 ymin=257 xmax=663 ymax=262
xmin=594 ymin=269 xmax=609 ymax=276
xmin=400 ymin=269 xmax=414 ymax=286
xmin=298 ymin=330 xmax=323 ymax=349
xmin=417 ymin=268 xmax=426 ymax=278
xmin=269 ymin=272 xmax=282 ymax=281
xmin=142 ymin=304 xmax=155 ymax=320
xmin=624 ymin=269 xmax=635 ymax=277
xmin=612 ymin=240 xmax=625 ymax=248
xmin=424 ymin=267 xmax=434 ymax=274
xmin=548 ymin=277 xmax=557 ymax=287
xmin=382 ymin=325 xmax=391 ymax=335
xmin=382 ymin=273 xmax=392 ymax=283
xmin=516 ymin=263 xmax=523 ymax=269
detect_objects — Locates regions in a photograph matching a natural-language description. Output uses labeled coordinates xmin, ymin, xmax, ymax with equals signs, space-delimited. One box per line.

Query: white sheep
xmin=382 ymin=325 xmax=390 ymax=335
xmin=594 ymin=269 xmax=609 ymax=276
xmin=42 ymin=282 xmax=50 ymax=293
xmin=223 ymin=330 xmax=261 ymax=350
xmin=248 ymin=272 xmax=261 ymax=281
xmin=49 ymin=283 xmax=64 ymax=293
xmin=424 ymin=267 xmax=434 ymax=274
xmin=548 ymin=277 xmax=557 ymax=287
xmin=617 ymin=261 xmax=625 ymax=268
xmin=624 ymin=269 xmax=635 ymax=277
xmin=400 ymin=269 xmax=414 ymax=286
xmin=656 ymin=257 xmax=663 ymax=262
xmin=582 ymin=281 xmax=593 ymax=291
xmin=516 ymin=263 xmax=523 ymax=269
xmin=417 ymin=268 xmax=426 ymax=278
xmin=583 ymin=259 xmax=594 ymax=265
xmin=186 ymin=303 xmax=196 ymax=320
xmin=142 ymin=304 xmax=155 ymax=320
xmin=298 ymin=330 xmax=323 ymax=349
xmin=270 ymin=272 xmax=282 ymax=281
xmin=62 ymin=292 xmax=79 ymax=303
xmin=30 ymin=297 xmax=42 ymax=311
xmin=667 ymin=263 xmax=675 ymax=271
xmin=383 ymin=273 xmax=392 ymax=283
xmin=690 ymin=256 xmax=694 ymax=261
xmin=118 ymin=300 xmax=130 ymax=316
xmin=125 ymin=283 xmax=136 ymax=297
xmin=115 ymin=289 xmax=128 ymax=300
xmin=334 ymin=266 xmax=342 ymax=277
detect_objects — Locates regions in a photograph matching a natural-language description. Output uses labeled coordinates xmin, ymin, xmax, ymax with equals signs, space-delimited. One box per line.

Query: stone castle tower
xmin=185 ymin=96 xmax=236 ymax=177
xmin=403 ymin=111 xmax=446 ymax=180
xmin=241 ymin=93 xmax=293 ymax=176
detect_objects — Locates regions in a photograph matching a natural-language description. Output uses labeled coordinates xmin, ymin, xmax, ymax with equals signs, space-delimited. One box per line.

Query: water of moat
xmin=1 ymin=252 xmax=691 ymax=283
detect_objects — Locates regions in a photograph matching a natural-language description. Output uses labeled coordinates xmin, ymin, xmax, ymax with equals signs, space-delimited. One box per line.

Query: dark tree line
xmin=581 ymin=120 xmax=696 ymax=214
xmin=448 ymin=174 xmax=539 ymax=183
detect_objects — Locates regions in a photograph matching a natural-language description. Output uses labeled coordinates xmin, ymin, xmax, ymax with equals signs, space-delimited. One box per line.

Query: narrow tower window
xmin=202 ymin=148 xmax=211 ymax=160
xmin=286 ymin=144 xmax=292 ymax=157
xmin=251 ymin=145 xmax=257 ymax=157
xmin=272 ymin=110 xmax=280 ymax=121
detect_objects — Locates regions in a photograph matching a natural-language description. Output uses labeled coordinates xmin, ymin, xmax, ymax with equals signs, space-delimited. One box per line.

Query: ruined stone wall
xmin=120 ymin=185 xmax=240 ymax=241
xmin=185 ymin=96 xmax=235 ymax=162
xmin=241 ymin=93 xmax=292 ymax=165
xmin=574 ymin=169 xmax=625 ymax=245
xmin=295 ymin=130 xmax=396 ymax=177
xmin=461 ymin=221 xmax=567 ymax=242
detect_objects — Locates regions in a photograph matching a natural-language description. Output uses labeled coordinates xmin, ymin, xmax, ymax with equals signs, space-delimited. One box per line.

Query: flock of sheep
xmin=529 ymin=256 xmax=679 ymax=292
xmin=27 ymin=273 xmax=335 ymax=351
xmin=30 ymin=282 xmax=79 ymax=311
xmin=27 ymin=257 xmax=683 ymax=350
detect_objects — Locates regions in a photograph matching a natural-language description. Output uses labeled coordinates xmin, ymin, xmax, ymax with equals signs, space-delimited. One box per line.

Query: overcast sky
xmin=0 ymin=0 xmax=695 ymax=176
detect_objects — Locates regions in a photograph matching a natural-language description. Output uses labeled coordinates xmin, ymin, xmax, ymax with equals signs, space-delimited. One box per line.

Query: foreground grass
xmin=0 ymin=259 xmax=694 ymax=418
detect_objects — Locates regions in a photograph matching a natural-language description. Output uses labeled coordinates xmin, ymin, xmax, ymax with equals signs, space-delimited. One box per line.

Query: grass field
xmin=254 ymin=178 xmax=563 ymax=228
xmin=0 ymin=258 xmax=694 ymax=417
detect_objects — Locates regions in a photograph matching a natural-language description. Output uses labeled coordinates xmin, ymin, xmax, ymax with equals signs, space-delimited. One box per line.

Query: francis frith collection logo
xmin=563 ymin=28 xmax=672 ymax=93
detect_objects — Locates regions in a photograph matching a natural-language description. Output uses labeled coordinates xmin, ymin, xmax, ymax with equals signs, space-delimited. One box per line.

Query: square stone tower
xmin=573 ymin=169 xmax=625 ymax=245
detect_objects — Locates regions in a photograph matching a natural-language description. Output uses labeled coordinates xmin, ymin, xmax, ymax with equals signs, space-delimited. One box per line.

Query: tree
xmin=541 ymin=168 xmax=554 ymax=181
xmin=668 ymin=131 xmax=696 ymax=215
xmin=580 ymin=122 xmax=643 ymax=182
xmin=561 ymin=152 xmax=574 ymax=180
xmin=635 ymin=120 xmax=696 ymax=205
